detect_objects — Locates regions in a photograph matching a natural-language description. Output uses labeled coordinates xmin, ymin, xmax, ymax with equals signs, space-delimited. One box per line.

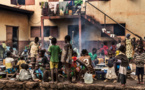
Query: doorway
xmin=6 ymin=26 xmax=19 ymax=50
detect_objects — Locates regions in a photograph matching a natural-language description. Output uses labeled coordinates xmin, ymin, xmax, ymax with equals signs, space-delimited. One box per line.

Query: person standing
xmin=61 ymin=35 xmax=73 ymax=84
xmin=125 ymin=34 xmax=133 ymax=62
xmin=29 ymin=37 xmax=40 ymax=62
xmin=48 ymin=38 xmax=61 ymax=83
xmin=134 ymin=45 xmax=145 ymax=84
xmin=116 ymin=45 xmax=129 ymax=87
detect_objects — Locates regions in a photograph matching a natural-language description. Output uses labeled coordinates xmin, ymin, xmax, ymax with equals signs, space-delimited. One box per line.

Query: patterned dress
xmin=126 ymin=38 xmax=133 ymax=58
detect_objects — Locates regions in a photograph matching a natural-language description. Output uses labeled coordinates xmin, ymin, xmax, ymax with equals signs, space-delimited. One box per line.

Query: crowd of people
xmin=1 ymin=34 xmax=145 ymax=87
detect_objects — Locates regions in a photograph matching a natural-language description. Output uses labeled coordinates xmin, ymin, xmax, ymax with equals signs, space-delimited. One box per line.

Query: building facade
xmin=0 ymin=0 xmax=144 ymax=52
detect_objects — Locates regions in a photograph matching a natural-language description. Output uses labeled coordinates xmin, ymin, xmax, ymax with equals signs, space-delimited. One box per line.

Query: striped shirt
xmin=134 ymin=53 xmax=145 ymax=67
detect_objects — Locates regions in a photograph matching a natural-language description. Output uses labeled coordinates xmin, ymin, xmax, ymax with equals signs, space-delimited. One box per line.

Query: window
xmin=18 ymin=0 xmax=25 ymax=5
xmin=11 ymin=0 xmax=35 ymax=5
xmin=114 ymin=24 xmax=125 ymax=36
xmin=31 ymin=26 xmax=59 ymax=38
xmin=44 ymin=26 xmax=59 ymax=38
xmin=101 ymin=24 xmax=125 ymax=37
xmin=11 ymin=0 xmax=17 ymax=5
xmin=44 ymin=26 xmax=50 ymax=37
xmin=31 ymin=27 xmax=41 ymax=37
xmin=50 ymin=26 xmax=59 ymax=38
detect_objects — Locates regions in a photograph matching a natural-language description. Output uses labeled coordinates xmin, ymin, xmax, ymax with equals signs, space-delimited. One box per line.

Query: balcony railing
xmin=41 ymin=1 xmax=86 ymax=16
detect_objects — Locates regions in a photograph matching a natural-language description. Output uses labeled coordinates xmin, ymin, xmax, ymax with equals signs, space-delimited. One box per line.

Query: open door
xmin=6 ymin=26 xmax=19 ymax=49
xmin=6 ymin=26 xmax=13 ymax=47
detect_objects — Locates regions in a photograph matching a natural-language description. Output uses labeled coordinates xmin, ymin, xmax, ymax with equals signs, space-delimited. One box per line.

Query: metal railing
xmin=86 ymin=1 xmax=141 ymax=38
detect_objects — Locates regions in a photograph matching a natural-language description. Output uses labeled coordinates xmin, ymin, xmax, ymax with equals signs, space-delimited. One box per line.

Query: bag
xmin=96 ymin=71 xmax=106 ymax=80
xmin=83 ymin=72 xmax=93 ymax=84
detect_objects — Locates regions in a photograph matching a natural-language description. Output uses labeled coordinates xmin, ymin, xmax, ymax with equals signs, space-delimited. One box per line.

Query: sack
xmin=83 ymin=72 xmax=93 ymax=84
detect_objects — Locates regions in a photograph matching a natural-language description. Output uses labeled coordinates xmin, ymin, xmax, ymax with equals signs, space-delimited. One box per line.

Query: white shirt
xmin=5 ymin=57 xmax=14 ymax=69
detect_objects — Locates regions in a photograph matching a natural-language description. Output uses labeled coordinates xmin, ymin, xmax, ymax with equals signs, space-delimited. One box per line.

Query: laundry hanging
xmin=49 ymin=2 xmax=59 ymax=14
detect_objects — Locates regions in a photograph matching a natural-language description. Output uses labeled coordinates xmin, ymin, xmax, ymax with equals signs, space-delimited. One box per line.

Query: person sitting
xmin=38 ymin=49 xmax=49 ymax=72
xmin=16 ymin=64 xmax=32 ymax=81
xmin=17 ymin=56 xmax=26 ymax=71
xmin=5 ymin=51 xmax=15 ymax=74
xmin=34 ymin=64 xmax=43 ymax=80
xmin=77 ymin=49 xmax=94 ymax=83
xmin=43 ymin=64 xmax=51 ymax=82
xmin=89 ymin=48 xmax=98 ymax=67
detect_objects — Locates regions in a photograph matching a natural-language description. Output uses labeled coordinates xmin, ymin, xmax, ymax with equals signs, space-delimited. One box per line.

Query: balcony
xmin=41 ymin=1 xmax=86 ymax=19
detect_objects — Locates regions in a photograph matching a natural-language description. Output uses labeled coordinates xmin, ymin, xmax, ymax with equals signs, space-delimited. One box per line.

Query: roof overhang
xmin=0 ymin=4 xmax=34 ymax=15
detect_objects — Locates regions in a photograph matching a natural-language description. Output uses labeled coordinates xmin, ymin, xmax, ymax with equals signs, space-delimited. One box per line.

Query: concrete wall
xmin=1 ymin=0 xmax=144 ymax=50
xmin=0 ymin=0 xmax=115 ymax=42
xmin=86 ymin=0 xmax=145 ymax=39
xmin=0 ymin=10 xmax=29 ymax=41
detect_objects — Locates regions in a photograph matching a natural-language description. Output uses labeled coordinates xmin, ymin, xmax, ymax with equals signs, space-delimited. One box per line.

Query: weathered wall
xmin=0 ymin=10 xmax=29 ymax=41
xmin=86 ymin=0 xmax=145 ymax=39
xmin=0 ymin=9 xmax=30 ymax=51
xmin=0 ymin=0 xmax=115 ymax=42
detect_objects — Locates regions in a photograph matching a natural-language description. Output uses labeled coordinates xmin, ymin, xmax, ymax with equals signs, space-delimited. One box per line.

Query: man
xmin=61 ymin=35 xmax=73 ymax=84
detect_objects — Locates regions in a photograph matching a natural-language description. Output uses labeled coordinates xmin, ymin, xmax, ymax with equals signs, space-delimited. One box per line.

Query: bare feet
xmin=121 ymin=84 xmax=125 ymax=87
xmin=104 ymin=79 xmax=108 ymax=82
xmin=49 ymin=81 xmax=54 ymax=83
xmin=113 ymin=80 xmax=117 ymax=83
xmin=64 ymin=81 xmax=71 ymax=84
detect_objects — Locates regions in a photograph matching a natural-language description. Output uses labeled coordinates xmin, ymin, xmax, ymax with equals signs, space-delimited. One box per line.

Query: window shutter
xmin=11 ymin=0 xmax=17 ymax=5
xmin=6 ymin=26 xmax=13 ymax=47
xmin=25 ymin=0 xmax=35 ymax=5
xmin=31 ymin=27 xmax=41 ymax=37
xmin=50 ymin=26 xmax=59 ymax=38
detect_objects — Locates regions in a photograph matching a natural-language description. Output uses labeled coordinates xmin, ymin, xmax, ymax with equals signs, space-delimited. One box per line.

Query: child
xmin=61 ymin=35 xmax=73 ymax=84
xmin=17 ymin=56 xmax=26 ymax=71
xmin=134 ymin=45 xmax=145 ymax=84
xmin=89 ymin=48 xmax=98 ymax=67
xmin=71 ymin=51 xmax=79 ymax=82
xmin=16 ymin=64 xmax=32 ymax=81
xmin=77 ymin=49 xmax=94 ymax=83
xmin=34 ymin=64 xmax=43 ymax=80
xmin=43 ymin=64 xmax=51 ymax=82
xmin=48 ymin=37 xmax=61 ymax=83
xmin=116 ymin=45 xmax=129 ymax=87
xmin=29 ymin=37 xmax=40 ymax=62
xmin=104 ymin=51 xmax=117 ymax=83
xmin=5 ymin=51 xmax=15 ymax=74
xmin=38 ymin=49 xmax=49 ymax=71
